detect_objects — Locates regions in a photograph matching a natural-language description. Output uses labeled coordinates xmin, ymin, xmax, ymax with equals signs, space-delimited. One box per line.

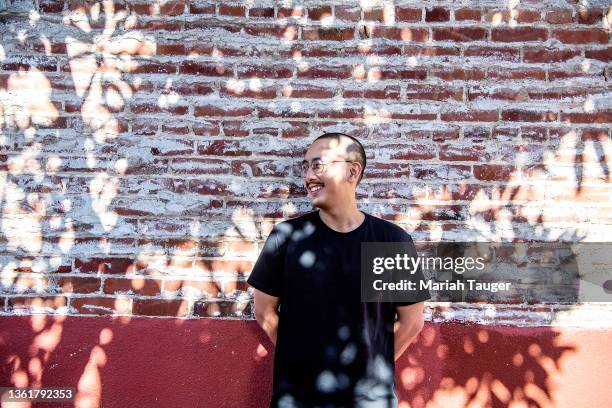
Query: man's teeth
xmin=309 ymin=185 xmax=323 ymax=192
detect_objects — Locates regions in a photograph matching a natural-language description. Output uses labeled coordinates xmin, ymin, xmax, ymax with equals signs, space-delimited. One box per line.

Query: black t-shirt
xmin=247 ymin=210 xmax=430 ymax=408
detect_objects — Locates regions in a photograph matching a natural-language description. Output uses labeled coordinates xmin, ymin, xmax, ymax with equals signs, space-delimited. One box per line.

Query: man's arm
xmin=394 ymin=302 xmax=425 ymax=361
xmin=253 ymin=289 xmax=280 ymax=346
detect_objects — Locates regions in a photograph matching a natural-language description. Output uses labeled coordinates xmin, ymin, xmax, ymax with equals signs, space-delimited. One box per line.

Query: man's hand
xmin=394 ymin=302 xmax=425 ymax=361
xmin=253 ymin=289 xmax=280 ymax=346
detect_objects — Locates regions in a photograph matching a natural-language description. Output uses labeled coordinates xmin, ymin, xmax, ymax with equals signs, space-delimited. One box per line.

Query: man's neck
xmin=318 ymin=202 xmax=365 ymax=233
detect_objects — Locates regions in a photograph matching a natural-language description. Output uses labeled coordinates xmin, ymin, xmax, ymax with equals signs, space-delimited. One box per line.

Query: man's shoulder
xmin=365 ymin=212 xmax=413 ymax=242
xmin=271 ymin=210 xmax=318 ymax=234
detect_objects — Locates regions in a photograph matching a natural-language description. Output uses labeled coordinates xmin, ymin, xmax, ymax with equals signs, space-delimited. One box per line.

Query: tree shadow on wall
xmin=1 ymin=1 xmax=611 ymax=408
xmin=396 ymin=323 xmax=576 ymax=408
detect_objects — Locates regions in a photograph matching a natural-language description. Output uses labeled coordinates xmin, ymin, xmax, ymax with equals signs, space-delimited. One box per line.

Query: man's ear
xmin=348 ymin=163 xmax=360 ymax=183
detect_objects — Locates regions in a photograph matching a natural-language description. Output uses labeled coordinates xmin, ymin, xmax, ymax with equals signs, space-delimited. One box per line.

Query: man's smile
xmin=307 ymin=183 xmax=324 ymax=195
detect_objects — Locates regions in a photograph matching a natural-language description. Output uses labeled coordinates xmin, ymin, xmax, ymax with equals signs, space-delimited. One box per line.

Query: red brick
xmin=220 ymin=121 xmax=250 ymax=137
xmin=379 ymin=67 xmax=427 ymax=80
xmin=133 ymin=299 xmax=189 ymax=317
xmin=492 ymin=27 xmax=548 ymax=42
xmin=376 ymin=27 xmax=428 ymax=42
xmin=343 ymin=86 xmax=401 ymax=100
xmin=577 ymin=7 xmax=603 ymax=24
xmin=426 ymin=7 xmax=450 ymax=22
xmin=197 ymin=140 xmax=251 ymax=156
xmin=179 ymin=61 xmax=230 ymax=76
xmin=278 ymin=7 xmax=304 ymax=18
xmin=440 ymin=145 xmax=491 ymax=162
xmin=501 ymin=110 xmax=557 ymax=122
xmin=194 ymin=104 xmax=253 ymax=117
xmin=485 ymin=9 xmax=540 ymax=23
xmin=171 ymin=158 xmax=231 ymax=175
xmin=560 ymin=111 xmax=612 ymax=124
xmin=405 ymin=84 xmax=463 ymax=101
xmin=585 ymin=47 xmax=612 ymax=62
xmin=245 ymin=25 xmax=297 ymax=40
xmin=221 ymin=85 xmax=276 ymax=99
xmin=258 ymin=107 xmax=310 ymax=119
xmin=184 ymin=21 xmax=239 ymax=32
xmin=219 ymin=4 xmax=245 ymax=16
xmin=461 ymin=126 xmax=492 ymax=141
xmin=582 ymin=128 xmax=610 ymax=141
xmin=318 ymin=108 xmax=363 ymax=119
xmin=281 ymin=122 xmax=309 ymax=138
xmin=548 ymin=68 xmax=600 ymax=80
xmin=39 ymin=0 xmax=64 ymax=13
xmin=523 ymin=48 xmax=581 ymax=63
xmin=186 ymin=178 xmax=229 ymax=196
xmin=383 ymin=143 xmax=437 ymax=160
xmin=527 ymin=87 xmax=584 ymax=100
xmin=129 ymin=102 xmax=188 ymax=115
xmin=432 ymin=128 xmax=461 ymax=141
xmin=388 ymin=112 xmax=437 ymax=121
xmin=156 ymin=43 xmax=185 ymax=55
xmin=432 ymin=27 xmax=487 ymax=42
xmin=474 ymin=165 xmax=514 ymax=181
xmin=363 ymin=8 xmax=385 ymax=22
xmin=2 ymin=55 xmax=58 ymax=72
xmin=8 ymin=296 xmax=67 ymax=311
xmin=160 ymin=0 xmax=185 ymax=16
xmin=413 ymin=164 xmax=471 ymax=180
xmin=103 ymin=277 xmax=162 ymax=295
xmin=419 ymin=205 xmax=466 ymax=221
xmin=404 ymin=46 xmax=460 ymax=58
xmin=441 ymin=111 xmax=499 ymax=122
xmin=430 ymin=68 xmax=485 ymax=81
xmin=193 ymin=121 xmax=221 ymax=137
xmin=190 ymin=1 xmax=215 ymax=14
xmin=552 ymin=29 xmax=608 ymax=44
xmin=32 ymin=42 xmax=67 ymax=54
xmin=75 ymin=258 xmax=135 ymax=274
xmin=171 ymin=81 xmax=215 ymax=96
xmin=516 ymin=9 xmax=542 ymax=23
xmin=135 ymin=19 xmax=181 ymax=31
xmin=520 ymin=127 xmax=547 ymax=142
xmin=464 ymin=46 xmax=519 ymax=61
xmin=231 ymin=160 xmax=292 ymax=177
xmin=237 ymin=65 xmax=293 ymax=79
xmin=546 ymin=9 xmax=573 ymax=24
xmin=455 ymin=8 xmax=481 ymax=21
xmin=133 ymin=61 xmax=176 ymax=74
xmin=368 ymin=162 xmax=411 ymax=178
xmin=468 ymin=86 xmax=521 ymax=101
xmin=488 ymin=68 xmax=545 ymax=80
xmin=283 ymin=84 xmax=335 ymax=98
xmin=194 ymin=300 xmax=249 ymax=317
xmin=371 ymin=183 xmax=418 ymax=199
xmin=303 ymin=27 xmax=354 ymax=41
xmin=299 ymin=66 xmax=352 ymax=79
xmin=396 ymin=7 xmax=421 ymax=22
xmin=249 ymin=7 xmax=275 ymax=18
xmin=58 ymin=277 xmax=101 ymax=294
xmin=335 ymin=6 xmax=360 ymax=21
xmin=308 ymin=6 xmax=332 ymax=21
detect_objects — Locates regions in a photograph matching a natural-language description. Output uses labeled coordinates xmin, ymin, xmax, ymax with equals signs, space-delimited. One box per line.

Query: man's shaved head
xmin=312 ymin=133 xmax=366 ymax=183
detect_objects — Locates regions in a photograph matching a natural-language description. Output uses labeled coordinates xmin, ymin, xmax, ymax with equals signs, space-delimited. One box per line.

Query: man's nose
xmin=303 ymin=166 xmax=317 ymax=183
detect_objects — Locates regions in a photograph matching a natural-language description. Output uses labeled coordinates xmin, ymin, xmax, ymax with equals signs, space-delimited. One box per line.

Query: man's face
xmin=302 ymin=138 xmax=357 ymax=210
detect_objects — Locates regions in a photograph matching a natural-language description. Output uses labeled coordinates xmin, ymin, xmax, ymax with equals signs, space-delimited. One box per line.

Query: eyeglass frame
xmin=300 ymin=159 xmax=356 ymax=176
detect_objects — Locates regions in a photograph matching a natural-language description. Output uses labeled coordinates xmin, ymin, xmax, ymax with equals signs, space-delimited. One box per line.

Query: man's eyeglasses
xmin=300 ymin=159 xmax=354 ymax=176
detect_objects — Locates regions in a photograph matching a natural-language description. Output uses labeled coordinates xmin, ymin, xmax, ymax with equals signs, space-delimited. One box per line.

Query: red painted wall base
xmin=1 ymin=316 xmax=610 ymax=408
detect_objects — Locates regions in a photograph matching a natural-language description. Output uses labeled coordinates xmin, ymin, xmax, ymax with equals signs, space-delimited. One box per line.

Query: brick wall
xmin=0 ymin=0 xmax=610 ymax=323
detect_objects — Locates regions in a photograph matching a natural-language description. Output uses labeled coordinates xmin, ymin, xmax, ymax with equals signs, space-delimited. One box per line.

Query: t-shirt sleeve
xmin=393 ymin=228 xmax=431 ymax=307
xmin=246 ymin=224 xmax=288 ymax=297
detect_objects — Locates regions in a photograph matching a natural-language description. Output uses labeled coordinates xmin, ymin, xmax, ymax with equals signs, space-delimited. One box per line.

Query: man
xmin=247 ymin=133 xmax=430 ymax=408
